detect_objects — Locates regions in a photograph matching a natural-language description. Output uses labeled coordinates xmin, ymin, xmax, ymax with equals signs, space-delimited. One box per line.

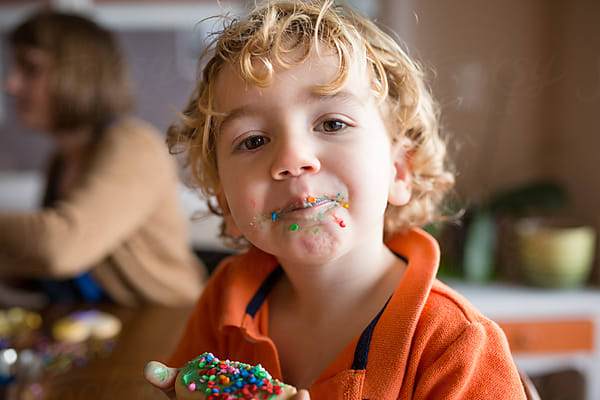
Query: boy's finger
xmin=144 ymin=360 xmax=178 ymax=390
xmin=294 ymin=389 xmax=311 ymax=400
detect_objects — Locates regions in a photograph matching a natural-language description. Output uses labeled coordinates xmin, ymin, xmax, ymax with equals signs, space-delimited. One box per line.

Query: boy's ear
xmin=217 ymin=192 xmax=243 ymax=239
xmin=388 ymin=139 xmax=412 ymax=206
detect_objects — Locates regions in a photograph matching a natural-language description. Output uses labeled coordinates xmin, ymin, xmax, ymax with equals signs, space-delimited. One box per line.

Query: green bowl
xmin=516 ymin=218 xmax=596 ymax=288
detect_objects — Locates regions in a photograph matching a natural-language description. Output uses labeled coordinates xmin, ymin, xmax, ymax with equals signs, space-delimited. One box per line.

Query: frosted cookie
xmin=52 ymin=310 xmax=121 ymax=343
xmin=175 ymin=352 xmax=297 ymax=400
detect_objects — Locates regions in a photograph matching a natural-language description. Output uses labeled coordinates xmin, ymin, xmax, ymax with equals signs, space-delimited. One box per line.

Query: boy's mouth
xmin=270 ymin=195 xmax=348 ymax=221
xmin=281 ymin=197 xmax=328 ymax=213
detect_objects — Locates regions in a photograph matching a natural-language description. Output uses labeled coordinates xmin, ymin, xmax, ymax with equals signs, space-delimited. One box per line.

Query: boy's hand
xmin=144 ymin=360 xmax=310 ymax=400
xmin=144 ymin=360 xmax=178 ymax=399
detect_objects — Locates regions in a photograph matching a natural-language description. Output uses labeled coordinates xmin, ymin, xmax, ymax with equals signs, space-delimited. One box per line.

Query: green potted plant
xmin=430 ymin=180 xmax=568 ymax=282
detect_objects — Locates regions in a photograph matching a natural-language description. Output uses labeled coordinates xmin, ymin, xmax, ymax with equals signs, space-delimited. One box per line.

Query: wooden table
xmin=5 ymin=305 xmax=193 ymax=400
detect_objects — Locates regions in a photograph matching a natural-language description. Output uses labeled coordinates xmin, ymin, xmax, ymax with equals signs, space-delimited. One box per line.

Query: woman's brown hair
xmin=9 ymin=10 xmax=133 ymax=133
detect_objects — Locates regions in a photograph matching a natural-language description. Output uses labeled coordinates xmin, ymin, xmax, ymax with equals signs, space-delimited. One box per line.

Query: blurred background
xmin=0 ymin=1 xmax=599 ymax=399
xmin=1 ymin=0 xmax=598 ymax=279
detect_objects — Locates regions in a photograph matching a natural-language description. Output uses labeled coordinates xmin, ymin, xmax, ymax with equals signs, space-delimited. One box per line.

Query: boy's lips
xmin=279 ymin=197 xmax=330 ymax=214
xmin=266 ymin=195 xmax=348 ymax=222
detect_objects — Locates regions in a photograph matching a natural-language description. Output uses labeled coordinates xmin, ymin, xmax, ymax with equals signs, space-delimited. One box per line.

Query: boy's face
xmin=214 ymin=48 xmax=411 ymax=264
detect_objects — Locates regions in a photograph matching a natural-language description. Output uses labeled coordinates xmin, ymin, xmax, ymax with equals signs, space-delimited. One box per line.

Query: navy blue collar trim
xmin=352 ymin=253 xmax=407 ymax=370
xmin=395 ymin=253 xmax=409 ymax=264
xmin=245 ymin=265 xmax=284 ymax=317
xmin=351 ymin=295 xmax=392 ymax=370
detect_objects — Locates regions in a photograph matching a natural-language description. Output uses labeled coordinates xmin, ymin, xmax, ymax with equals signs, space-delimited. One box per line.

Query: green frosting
xmin=177 ymin=353 xmax=293 ymax=400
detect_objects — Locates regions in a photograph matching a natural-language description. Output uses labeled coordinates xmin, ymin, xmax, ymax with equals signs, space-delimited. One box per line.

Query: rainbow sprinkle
xmin=179 ymin=353 xmax=292 ymax=400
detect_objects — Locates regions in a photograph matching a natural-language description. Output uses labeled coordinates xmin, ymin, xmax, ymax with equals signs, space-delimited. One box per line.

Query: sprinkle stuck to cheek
xmin=333 ymin=215 xmax=346 ymax=228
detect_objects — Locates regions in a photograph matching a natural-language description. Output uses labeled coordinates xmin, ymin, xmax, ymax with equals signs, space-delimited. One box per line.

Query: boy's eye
xmin=237 ymin=135 xmax=270 ymax=151
xmin=317 ymin=119 xmax=347 ymax=133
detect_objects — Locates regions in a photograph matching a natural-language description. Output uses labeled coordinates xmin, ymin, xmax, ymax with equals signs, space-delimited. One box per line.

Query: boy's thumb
xmin=294 ymin=389 xmax=311 ymax=400
xmin=144 ymin=360 xmax=179 ymax=390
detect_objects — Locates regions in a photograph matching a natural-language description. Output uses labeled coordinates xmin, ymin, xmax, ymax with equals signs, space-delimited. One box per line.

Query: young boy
xmin=146 ymin=1 xmax=526 ymax=398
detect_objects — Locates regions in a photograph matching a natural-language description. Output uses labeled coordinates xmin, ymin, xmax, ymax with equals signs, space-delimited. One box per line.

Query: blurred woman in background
xmin=0 ymin=10 xmax=206 ymax=307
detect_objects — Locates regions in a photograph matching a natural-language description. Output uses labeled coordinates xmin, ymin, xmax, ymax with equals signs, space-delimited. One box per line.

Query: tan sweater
xmin=0 ymin=118 xmax=206 ymax=306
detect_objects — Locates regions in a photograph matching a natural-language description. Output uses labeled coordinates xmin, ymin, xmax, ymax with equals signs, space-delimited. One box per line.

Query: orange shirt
xmin=168 ymin=229 xmax=526 ymax=399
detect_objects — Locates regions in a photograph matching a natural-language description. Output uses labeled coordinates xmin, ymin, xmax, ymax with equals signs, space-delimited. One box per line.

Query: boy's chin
xmin=268 ymin=230 xmax=345 ymax=264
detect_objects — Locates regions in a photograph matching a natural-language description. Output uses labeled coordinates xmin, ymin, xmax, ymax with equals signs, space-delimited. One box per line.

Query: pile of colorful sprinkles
xmin=180 ymin=353 xmax=289 ymax=400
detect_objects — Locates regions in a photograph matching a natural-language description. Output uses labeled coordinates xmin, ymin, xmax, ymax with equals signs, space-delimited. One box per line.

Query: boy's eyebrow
xmin=218 ymin=105 xmax=261 ymax=133
xmin=305 ymin=88 xmax=366 ymax=106
xmin=218 ymin=89 xmax=365 ymax=132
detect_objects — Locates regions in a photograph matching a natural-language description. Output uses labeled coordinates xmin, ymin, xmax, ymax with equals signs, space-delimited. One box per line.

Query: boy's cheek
xmin=228 ymin=198 xmax=262 ymax=227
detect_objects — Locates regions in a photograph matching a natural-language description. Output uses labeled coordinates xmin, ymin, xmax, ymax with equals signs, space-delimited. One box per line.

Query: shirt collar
xmin=218 ymin=228 xmax=440 ymax=337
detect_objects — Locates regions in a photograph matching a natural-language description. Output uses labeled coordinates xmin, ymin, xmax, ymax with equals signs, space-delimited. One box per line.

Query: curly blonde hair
xmin=168 ymin=0 xmax=454 ymax=241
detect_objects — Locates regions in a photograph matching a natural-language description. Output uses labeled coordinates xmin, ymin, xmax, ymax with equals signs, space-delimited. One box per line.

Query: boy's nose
xmin=270 ymin=140 xmax=321 ymax=180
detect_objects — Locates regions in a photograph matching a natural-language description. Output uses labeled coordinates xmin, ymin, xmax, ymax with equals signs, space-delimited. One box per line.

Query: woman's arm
xmin=0 ymin=119 xmax=177 ymax=278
